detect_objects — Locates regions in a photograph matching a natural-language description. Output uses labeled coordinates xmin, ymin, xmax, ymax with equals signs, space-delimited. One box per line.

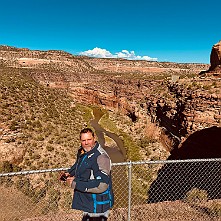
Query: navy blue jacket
xmin=68 ymin=142 xmax=114 ymax=213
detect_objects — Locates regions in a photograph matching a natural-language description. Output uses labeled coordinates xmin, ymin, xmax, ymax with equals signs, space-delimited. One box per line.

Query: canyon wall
xmin=0 ymin=45 xmax=220 ymax=158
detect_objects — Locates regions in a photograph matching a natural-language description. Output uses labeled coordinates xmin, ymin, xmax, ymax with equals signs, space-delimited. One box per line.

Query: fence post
xmin=128 ymin=161 xmax=132 ymax=221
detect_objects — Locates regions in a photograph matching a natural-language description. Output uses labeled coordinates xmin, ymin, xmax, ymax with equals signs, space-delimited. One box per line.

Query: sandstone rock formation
xmin=209 ymin=40 xmax=221 ymax=72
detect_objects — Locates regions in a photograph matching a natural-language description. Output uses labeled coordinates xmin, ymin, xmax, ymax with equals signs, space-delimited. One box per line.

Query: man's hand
xmin=66 ymin=176 xmax=75 ymax=188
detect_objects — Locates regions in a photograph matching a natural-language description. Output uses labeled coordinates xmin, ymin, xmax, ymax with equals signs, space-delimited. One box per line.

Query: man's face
xmin=80 ymin=132 xmax=96 ymax=152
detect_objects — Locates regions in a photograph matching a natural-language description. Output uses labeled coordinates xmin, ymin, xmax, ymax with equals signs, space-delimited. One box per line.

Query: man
xmin=64 ymin=128 xmax=114 ymax=221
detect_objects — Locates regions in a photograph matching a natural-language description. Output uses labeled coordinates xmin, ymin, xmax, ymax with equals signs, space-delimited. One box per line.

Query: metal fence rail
xmin=0 ymin=158 xmax=220 ymax=221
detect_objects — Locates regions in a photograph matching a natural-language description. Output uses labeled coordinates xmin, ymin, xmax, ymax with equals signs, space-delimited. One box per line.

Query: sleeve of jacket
xmin=74 ymin=154 xmax=111 ymax=193
xmin=67 ymin=162 xmax=77 ymax=176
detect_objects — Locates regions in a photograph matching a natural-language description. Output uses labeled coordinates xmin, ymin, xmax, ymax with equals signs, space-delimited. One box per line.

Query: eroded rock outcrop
xmin=209 ymin=40 xmax=221 ymax=72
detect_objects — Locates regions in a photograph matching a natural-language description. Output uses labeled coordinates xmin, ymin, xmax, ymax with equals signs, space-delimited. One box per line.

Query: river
xmin=90 ymin=108 xmax=126 ymax=163
xmin=90 ymin=107 xmax=129 ymax=207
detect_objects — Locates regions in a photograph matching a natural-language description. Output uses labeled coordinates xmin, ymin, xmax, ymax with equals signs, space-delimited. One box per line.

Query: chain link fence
xmin=0 ymin=158 xmax=220 ymax=221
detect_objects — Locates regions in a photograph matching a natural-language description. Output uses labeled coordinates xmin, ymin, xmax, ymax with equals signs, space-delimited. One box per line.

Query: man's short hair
xmin=80 ymin=128 xmax=95 ymax=138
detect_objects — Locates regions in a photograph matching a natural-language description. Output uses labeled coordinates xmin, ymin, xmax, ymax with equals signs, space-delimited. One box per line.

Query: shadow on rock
xmin=148 ymin=126 xmax=221 ymax=203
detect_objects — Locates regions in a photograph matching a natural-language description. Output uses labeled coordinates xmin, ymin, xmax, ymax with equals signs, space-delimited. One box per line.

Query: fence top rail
xmin=122 ymin=158 xmax=221 ymax=166
xmin=0 ymin=167 xmax=69 ymax=177
xmin=0 ymin=158 xmax=220 ymax=177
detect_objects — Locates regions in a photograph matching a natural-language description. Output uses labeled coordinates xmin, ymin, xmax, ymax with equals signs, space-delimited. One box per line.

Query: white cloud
xmin=79 ymin=47 xmax=112 ymax=58
xmin=79 ymin=47 xmax=157 ymax=61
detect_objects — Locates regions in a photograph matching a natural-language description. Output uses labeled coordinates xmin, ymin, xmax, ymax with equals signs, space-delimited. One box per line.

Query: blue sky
xmin=0 ymin=0 xmax=220 ymax=63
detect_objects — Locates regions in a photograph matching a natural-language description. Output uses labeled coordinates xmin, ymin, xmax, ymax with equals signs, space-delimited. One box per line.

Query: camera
xmin=59 ymin=173 xmax=69 ymax=181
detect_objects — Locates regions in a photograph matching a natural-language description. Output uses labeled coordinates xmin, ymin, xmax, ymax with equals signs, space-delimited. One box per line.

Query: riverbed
xmin=90 ymin=108 xmax=126 ymax=163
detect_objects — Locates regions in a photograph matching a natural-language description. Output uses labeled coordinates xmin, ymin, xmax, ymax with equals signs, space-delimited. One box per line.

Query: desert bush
xmin=185 ymin=188 xmax=208 ymax=203
xmin=36 ymin=135 xmax=44 ymax=141
xmin=15 ymin=177 xmax=34 ymax=197
xmin=46 ymin=145 xmax=54 ymax=152
xmin=32 ymin=154 xmax=41 ymax=160
xmin=5 ymin=137 xmax=16 ymax=143
xmin=32 ymin=186 xmax=47 ymax=203
xmin=0 ymin=161 xmax=13 ymax=173
xmin=9 ymin=120 xmax=19 ymax=131
xmin=209 ymin=202 xmax=221 ymax=217
xmin=202 ymin=84 xmax=212 ymax=90
xmin=60 ymin=152 xmax=67 ymax=158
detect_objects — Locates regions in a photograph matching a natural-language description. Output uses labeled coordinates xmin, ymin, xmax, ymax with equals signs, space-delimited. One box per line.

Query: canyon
xmin=0 ymin=41 xmax=220 ymax=168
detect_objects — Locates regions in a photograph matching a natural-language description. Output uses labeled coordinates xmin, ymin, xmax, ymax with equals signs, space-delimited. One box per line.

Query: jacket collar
xmin=79 ymin=141 xmax=99 ymax=156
